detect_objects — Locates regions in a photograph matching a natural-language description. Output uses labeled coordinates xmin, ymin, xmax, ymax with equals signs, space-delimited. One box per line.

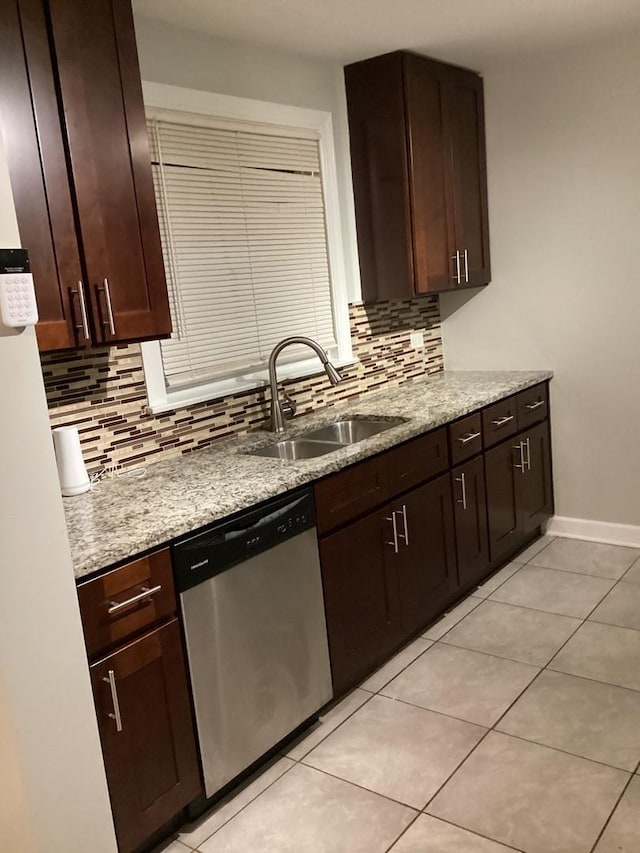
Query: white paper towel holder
xmin=52 ymin=425 xmax=91 ymax=497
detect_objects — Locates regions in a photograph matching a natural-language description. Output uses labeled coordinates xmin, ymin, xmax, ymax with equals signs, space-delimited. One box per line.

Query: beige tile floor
xmin=161 ymin=536 xmax=640 ymax=853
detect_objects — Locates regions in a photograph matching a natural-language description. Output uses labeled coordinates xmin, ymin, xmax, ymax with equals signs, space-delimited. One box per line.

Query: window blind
xmin=147 ymin=118 xmax=338 ymax=389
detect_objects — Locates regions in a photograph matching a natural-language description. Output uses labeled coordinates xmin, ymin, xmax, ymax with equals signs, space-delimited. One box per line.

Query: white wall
xmin=134 ymin=15 xmax=362 ymax=303
xmin=0 ymin=139 xmax=116 ymax=851
xmin=441 ymin=33 xmax=640 ymax=529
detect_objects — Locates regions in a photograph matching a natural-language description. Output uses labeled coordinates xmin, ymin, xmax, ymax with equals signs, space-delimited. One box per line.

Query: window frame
xmin=140 ymin=82 xmax=354 ymax=414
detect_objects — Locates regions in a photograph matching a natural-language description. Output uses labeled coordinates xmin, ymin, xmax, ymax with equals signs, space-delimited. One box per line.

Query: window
xmin=140 ymin=84 xmax=353 ymax=413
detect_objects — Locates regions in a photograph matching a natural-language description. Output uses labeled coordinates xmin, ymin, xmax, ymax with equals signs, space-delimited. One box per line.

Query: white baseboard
xmin=545 ymin=515 xmax=640 ymax=549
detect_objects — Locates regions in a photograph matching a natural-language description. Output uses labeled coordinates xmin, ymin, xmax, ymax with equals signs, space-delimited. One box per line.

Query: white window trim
xmin=140 ymin=82 xmax=355 ymax=415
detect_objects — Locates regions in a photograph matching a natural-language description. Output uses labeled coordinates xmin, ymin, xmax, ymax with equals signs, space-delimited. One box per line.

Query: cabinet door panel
xmin=394 ymin=474 xmax=457 ymax=635
xmin=485 ymin=438 xmax=522 ymax=564
xmin=403 ymin=54 xmax=455 ymax=293
xmin=452 ymin=456 xmax=490 ymax=589
xmin=0 ymin=0 xmax=84 ymax=350
xmin=518 ymin=421 xmax=554 ymax=535
xmin=319 ymin=508 xmax=400 ymax=695
xmin=90 ymin=619 xmax=201 ymax=853
xmin=47 ymin=0 xmax=171 ymax=343
xmin=446 ymin=70 xmax=491 ymax=286
xmin=344 ymin=53 xmax=414 ymax=302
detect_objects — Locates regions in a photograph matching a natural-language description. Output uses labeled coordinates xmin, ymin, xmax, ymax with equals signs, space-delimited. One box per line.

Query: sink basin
xmin=302 ymin=417 xmax=405 ymax=445
xmin=247 ymin=416 xmax=406 ymax=460
xmin=249 ymin=438 xmax=343 ymax=460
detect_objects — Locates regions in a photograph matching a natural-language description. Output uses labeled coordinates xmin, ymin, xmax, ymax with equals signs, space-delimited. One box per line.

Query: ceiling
xmin=132 ymin=0 xmax=640 ymax=67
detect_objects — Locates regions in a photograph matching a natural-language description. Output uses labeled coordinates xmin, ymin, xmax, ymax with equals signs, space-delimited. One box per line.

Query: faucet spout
xmin=267 ymin=336 xmax=342 ymax=433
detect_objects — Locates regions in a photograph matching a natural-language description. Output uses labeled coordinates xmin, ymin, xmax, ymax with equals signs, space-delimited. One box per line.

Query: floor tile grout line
xmin=587 ymin=771 xmax=636 ymax=853
xmin=521 ymin=561 xmax=629 ymax=582
xmin=361 ymin=638 xmax=434 ymax=693
xmin=297 ymin=759 xmax=422 ymax=813
xmin=489 ymin=726 xmax=637 ymax=775
xmin=283 ymin=689 xmax=376 ymax=762
xmin=179 ymin=757 xmax=298 ymax=849
xmin=381 ymin=811 xmax=422 ymax=853
xmin=422 ymin=597 xmax=483 ymax=641
xmin=587 ymin=614 xmax=640 ymax=634
xmin=415 ymin=813 xmax=525 ymax=852
xmin=519 ymin=534 xmax=556 ymax=564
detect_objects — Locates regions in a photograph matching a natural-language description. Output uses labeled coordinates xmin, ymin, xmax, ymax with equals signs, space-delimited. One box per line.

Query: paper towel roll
xmin=52 ymin=426 xmax=90 ymax=497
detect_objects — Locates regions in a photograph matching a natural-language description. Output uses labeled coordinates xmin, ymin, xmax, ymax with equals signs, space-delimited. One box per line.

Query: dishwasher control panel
xmin=172 ymin=489 xmax=316 ymax=592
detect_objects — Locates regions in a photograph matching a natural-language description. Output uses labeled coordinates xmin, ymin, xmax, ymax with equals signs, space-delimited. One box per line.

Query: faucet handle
xmin=280 ymin=391 xmax=297 ymax=420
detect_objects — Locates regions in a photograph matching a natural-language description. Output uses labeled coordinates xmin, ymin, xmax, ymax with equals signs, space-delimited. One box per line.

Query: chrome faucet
xmin=267 ymin=336 xmax=342 ymax=433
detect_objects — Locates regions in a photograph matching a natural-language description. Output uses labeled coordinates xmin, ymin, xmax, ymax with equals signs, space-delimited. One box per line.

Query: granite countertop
xmin=66 ymin=369 xmax=552 ymax=580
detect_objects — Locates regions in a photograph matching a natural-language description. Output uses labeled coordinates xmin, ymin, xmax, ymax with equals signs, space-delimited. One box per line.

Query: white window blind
xmin=147 ymin=118 xmax=338 ymax=390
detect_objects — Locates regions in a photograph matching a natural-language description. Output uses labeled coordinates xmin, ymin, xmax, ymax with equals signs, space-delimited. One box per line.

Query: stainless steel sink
xmin=249 ymin=438 xmax=343 ymax=460
xmin=247 ymin=417 xmax=406 ymax=459
xmin=302 ymin=418 xmax=405 ymax=444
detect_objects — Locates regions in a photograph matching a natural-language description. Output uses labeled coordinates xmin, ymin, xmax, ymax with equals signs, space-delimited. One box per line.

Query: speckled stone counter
xmin=66 ymin=369 xmax=552 ymax=580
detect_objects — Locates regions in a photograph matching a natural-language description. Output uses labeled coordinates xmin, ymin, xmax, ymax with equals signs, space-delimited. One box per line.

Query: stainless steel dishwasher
xmin=173 ymin=488 xmax=332 ymax=798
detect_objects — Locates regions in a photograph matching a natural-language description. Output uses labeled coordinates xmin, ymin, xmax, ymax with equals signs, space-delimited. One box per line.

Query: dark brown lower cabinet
xmin=90 ymin=619 xmax=201 ymax=853
xmin=517 ymin=421 xmax=554 ymax=534
xmin=319 ymin=474 xmax=456 ymax=695
xmin=452 ymin=455 xmax=490 ymax=589
xmin=485 ymin=422 xmax=553 ymax=565
xmin=394 ymin=474 xmax=457 ymax=635
xmin=319 ymin=509 xmax=401 ymax=696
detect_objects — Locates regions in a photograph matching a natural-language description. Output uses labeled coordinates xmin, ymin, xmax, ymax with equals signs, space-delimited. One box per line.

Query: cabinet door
xmin=452 ymin=456 xmax=490 ymax=589
xmin=445 ymin=69 xmax=491 ymax=287
xmin=403 ymin=54 xmax=456 ymax=294
xmin=90 ymin=619 xmax=201 ymax=853
xmin=344 ymin=52 xmax=415 ymax=302
xmin=517 ymin=421 xmax=554 ymax=535
xmin=394 ymin=473 xmax=457 ymax=636
xmin=319 ymin=507 xmax=401 ymax=695
xmin=47 ymin=0 xmax=171 ymax=344
xmin=485 ymin=437 xmax=522 ymax=565
xmin=0 ymin=0 xmax=86 ymax=351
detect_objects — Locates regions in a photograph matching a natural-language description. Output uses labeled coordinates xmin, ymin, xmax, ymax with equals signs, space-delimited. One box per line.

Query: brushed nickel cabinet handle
xmin=397 ymin=504 xmax=409 ymax=546
xmin=525 ymin=400 xmax=545 ymax=411
xmin=107 ymin=584 xmax=162 ymax=615
xmin=100 ymin=277 xmax=116 ymax=335
xmin=452 ymin=251 xmax=461 ymax=284
xmin=385 ymin=514 xmax=399 ymax=554
xmin=492 ymin=415 xmax=514 ymax=428
xmin=463 ymin=249 xmax=469 ymax=283
xmin=103 ymin=670 xmax=123 ymax=732
xmin=70 ymin=280 xmax=90 ymax=340
xmin=455 ymin=472 xmax=467 ymax=510
xmin=524 ymin=437 xmax=531 ymax=471
xmin=459 ymin=431 xmax=481 ymax=445
xmin=513 ymin=441 xmax=526 ymax=472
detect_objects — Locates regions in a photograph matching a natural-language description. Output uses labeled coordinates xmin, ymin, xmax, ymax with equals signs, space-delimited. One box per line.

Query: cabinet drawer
xmin=315 ymin=454 xmax=387 ymax=535
xmin=517 ymin=383 xmax=549 ymax=430
xmin=386 ymin=428 xmax=449 ymax=496
xmin=482 ymin=397 xmax=519 ymax=449
xmin=78 ymin=549 xmax=176 ymax=659
xmin=449 ymin=412 xmax=483 ymax=466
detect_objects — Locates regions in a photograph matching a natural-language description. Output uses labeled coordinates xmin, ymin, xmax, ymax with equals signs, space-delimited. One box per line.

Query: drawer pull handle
xmin=396 ymin=504 xmax=409 ymax=546
xmin=103 ymin=670 xmax=123 ymax=732
xmin=107 ymin=584 xmax=162 ymax=615
xmin=455 ymin=472 xmax=468 ymax=510
xmin=385 ymin=514 xmax=399 ymax=554
xmin=525 ymin=400 xmax=545 ymax=411
xmin=458 ymin=431 xmax=481 ymax=445
xmin=492 ymin=415 xmax=514 ymax=428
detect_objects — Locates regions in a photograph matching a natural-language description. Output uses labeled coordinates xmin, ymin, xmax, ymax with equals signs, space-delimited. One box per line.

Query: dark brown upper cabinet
xmin=345 ymin=51 xmax=490 ymax=301
xmin=0 ymin=0 xmax=171 ymax=351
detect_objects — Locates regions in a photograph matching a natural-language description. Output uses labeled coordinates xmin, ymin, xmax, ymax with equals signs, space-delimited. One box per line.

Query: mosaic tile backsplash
xmin=41 ymin=298 xmax=443 ymax=474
